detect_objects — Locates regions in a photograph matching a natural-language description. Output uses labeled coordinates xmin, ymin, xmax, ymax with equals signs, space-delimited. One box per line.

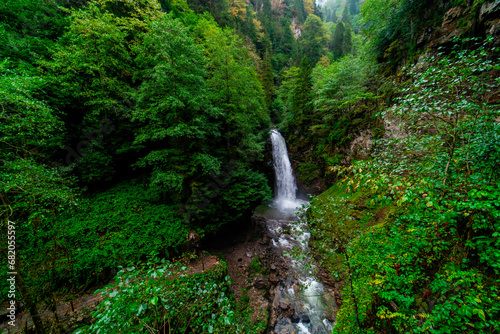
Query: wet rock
xmin=480 ymin=0 xmax=500 ymax=22
xmin=253 ymin=277 xmax=269 ymax=290
xmin=301 ymin=315 xmax=310 ymax=323
xmin=290 ymin=313 xmax=300 ymax=323
xmin=279 ymin=301 xmax=289 ymax=310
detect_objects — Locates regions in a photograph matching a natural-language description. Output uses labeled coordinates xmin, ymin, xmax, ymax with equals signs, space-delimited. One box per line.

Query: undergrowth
xmin=308 ymin=38 xmax=500 ymax=333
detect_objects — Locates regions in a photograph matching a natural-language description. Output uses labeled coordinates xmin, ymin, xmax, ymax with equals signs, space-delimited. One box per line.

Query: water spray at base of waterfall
xmin=254 ymin=129 xmax=336 ymax=334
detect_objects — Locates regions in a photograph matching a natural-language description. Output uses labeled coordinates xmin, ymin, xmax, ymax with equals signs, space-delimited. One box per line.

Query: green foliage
xmin=0 ymin=0 xmax=70 ymax=68
xmin=331 ymin=22 xmax=346 ymax=59
xmin=59 ymin=182 xmax=188 ymax=285
xmin=133 ymin=13 xmax=220 ymax=198
xmin=308 ymin=41 xmax=500 ymax=333
xmin=248 ymin=257 xmax=262 ymax=276
xmin=0 ymin=181 xmax=188 ymax=300
xmin=301 ymin=14 xmax=329 ymax=65
xmin=310 ymin=55 xmax=379 ymax=165
xmin=360 ymin=0 xmax=431 ymax=62
xmin=187 ymin=167 xmax=272 ymax=233
xmin=76 ymin=259 xmax=237 ymax=333
xmin=195 ymin=16 xmax=270 ymax=162
xmin=46 ymin=0 xmax=162 ymax=185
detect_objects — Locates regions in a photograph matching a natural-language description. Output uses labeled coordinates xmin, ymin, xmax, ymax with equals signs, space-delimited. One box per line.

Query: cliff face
xmin=417 ymin=0 xmax=500 ymax=50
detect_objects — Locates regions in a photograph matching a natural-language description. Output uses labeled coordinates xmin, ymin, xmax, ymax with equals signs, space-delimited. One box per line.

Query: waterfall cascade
xmin=256 ymin=129 xmax=335 ymax=334
xmin=270 ymin=129 xmax=299 ymax=210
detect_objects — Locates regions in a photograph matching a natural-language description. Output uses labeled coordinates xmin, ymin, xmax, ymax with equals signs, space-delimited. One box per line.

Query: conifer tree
xmin=260 ymin=47 xmax=275 ymax=107
xmin=341 ymin=5 xmax=350 ymax=24
xmin=348 ymin=0 xmax=359 ymax=15
xmin=343 ymin=23 xmax=353 ymax=56
xmin=331 ymin=7 xmax=338 ymax=23
xmin=332 ymin=21 xmax=345 ymax=59
xmin=293 ymin=0 xmax=306 ymax=23
xmin=301 ymin=14 xmax=328 ymax=65
xmin=292 ymin=57 xmax=313 ymax=126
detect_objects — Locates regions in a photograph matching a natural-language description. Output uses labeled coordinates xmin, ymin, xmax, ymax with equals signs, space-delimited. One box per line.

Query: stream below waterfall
xmin=253 ymin=129 xmax=336 ymax=334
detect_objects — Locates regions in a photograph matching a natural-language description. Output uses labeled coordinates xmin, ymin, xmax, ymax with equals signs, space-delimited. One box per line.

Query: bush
xmin=76 ymin=259 xmax=237 ymax=333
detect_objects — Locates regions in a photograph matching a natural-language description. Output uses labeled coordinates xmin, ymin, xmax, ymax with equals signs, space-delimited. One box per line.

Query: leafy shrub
xmin=58 ymin=181 xmax=188 ymax=286
xmin=76 ymin=259 xmax=237 ymax=333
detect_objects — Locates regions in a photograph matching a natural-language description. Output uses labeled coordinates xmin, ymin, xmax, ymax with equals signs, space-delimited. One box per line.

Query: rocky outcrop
xmin=417 ymin=0 xmax=500 ymax=50
xmin=480 ymin=0 xmax=500 ymax=46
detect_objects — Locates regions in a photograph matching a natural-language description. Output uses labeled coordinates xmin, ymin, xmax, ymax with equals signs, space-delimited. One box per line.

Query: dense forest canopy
xmin=0 ymin=0 xmax=499 ymax=332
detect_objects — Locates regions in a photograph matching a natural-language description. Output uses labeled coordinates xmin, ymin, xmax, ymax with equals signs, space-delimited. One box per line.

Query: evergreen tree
xmin=332 ymin=6 xmax=338 ymax=23
xmin=332 ymin=21 xmax=345 ymax=59
xmin=292 ymin=57 xmax=313 ymax=126
xmin=293 ymin=0 xmax=306 ymax=23
xmin=260 ymin=48 xmax=275 ymax=107
xmin=313 ymin=1 xmax=323 ymax=20
xmin=343 ymin=23 xmax=353 ymax=56
xmin=341 ymin=4 xmax=350 ymax=24
xmin=348 ymin=0 xmax=359 ymax=15
xmin=301 ymin=14 xmax=328 ymax=65
xmin=324 ymin=7 xmax=331 ymax=22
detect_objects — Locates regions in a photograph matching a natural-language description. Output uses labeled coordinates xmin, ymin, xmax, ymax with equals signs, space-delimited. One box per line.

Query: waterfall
xmin=270 ymin=129 xmax=298 ymax=209
xmin=253 ymin=129 xmax=335 ymax=334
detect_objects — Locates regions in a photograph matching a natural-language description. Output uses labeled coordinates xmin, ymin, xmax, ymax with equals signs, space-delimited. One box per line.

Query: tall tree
xmin=260 ymin=47 xmax=275 ymax=107
xmin=348 ymin=0 xmax=359 ymax=15
xmin=293 ymin=0 xmax=306 ymax=23
xmin=0 ymin=62 xmax=77 ymax=334
xmin=301 ymin=14 xmax=328 ymax=65
xmin=343 ymin=23 xmax=353 ymax=56
xmin=196 ymin=18 xmax=269 ymax=161
xmin=341 ymin=4 xmax=350 ymax=24
xmin=132 ymin=13 xmax=218 ymax=200
xmin=292 ymin=57 xmax=313 ymax=126
xmin=313 ymin=1 xmax=323 ymax=19
xmin=332 ymin=21 xmax=345 ymax=59
xmin=47 ymin=0 xmax=163 ymax=185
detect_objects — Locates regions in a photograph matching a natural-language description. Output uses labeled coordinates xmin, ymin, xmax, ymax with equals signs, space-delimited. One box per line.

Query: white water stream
xmin=256 ymin=129 xmax=336 ymax=334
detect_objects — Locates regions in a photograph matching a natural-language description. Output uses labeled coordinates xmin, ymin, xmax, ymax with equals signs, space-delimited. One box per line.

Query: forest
xmin=0 ymin=0 xmax=499 ymax=333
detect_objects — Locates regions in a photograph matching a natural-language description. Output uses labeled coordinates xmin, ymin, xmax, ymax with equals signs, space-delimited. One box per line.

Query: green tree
xmin=46 ymin=0 xmax=162 ymax=185
xmin=132 ymin=13 xmax=219 ymax=201
xmin=348 ymin=0 xmax=359 ymax=15
xmin=341 ymin=4 xmax=350 ymax=24
xmin=332 ymin=21 xmax=345 ymax=59
xmin=292 ymin=57 xmax=313 ymax=127
xmin=0 ymin=62 xmax=77 ymax=334
xmin=196 ymin=17 xmax=269 ymax=161
xmin=301 ymin=14 xmax=329 ymax=65
xmin=260 ymin=48 xmax=275 ymax=107
xmin=0 ymin=0 xmax=71 ymax=69
xmin=293 ymin=0 xmax=307 ymax=23
xmin=343 ymin=23 xmax=353 ymax=56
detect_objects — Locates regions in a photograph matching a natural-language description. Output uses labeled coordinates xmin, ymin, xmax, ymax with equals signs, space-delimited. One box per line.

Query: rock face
xmin=417 ymin=0 xmax=500 ymax=50
xmin=480 ymin=0 xmax=500 ymax=46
